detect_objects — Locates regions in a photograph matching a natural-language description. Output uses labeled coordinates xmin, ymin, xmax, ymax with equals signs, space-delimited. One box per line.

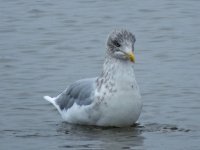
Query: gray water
xmin=0 ymin=0 xmax=200 ymax=149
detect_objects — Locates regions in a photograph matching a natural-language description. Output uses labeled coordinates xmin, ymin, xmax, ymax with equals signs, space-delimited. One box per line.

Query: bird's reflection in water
xmin=57 ymin=122 xmax=144 ymax=149
xmin=57 ymin=122 xmax=191 ymax=149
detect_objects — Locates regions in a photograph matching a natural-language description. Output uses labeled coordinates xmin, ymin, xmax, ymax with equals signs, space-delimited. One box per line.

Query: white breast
xmin=95 ymin=61 xmax=142 ymax=127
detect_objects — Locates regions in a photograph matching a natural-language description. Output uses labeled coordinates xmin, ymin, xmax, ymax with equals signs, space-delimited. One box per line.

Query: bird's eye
xmin=113 ymin=40 xmax=121 ymax=47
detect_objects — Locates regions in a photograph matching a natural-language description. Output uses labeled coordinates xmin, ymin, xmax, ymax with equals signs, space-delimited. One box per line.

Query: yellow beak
xmin=126 ymin=51 xmax=135 ymax=62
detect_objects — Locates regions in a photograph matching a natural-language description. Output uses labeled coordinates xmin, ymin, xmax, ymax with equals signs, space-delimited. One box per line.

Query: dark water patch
xmin=138 ymin=123 xmax=191 ymax=133
xmin=159 ymin=27 xmax=174 ymax=31
xmin=1 ymin=129 xmax=60 ymax=138
xmin=0 ymin=56 xmax=18 ymax=63
xmin=138 ymin=9 xmax=158 ymax=13
xmin=59 ymin=144 xmax=102 ymax=150
xmin=28 ymin=9 xmax=46 ymax=18
xmin=28 ymin=9 xmax=45 ymax=14
xmin=0 ymin=28 xmax=17 ymax=33
xmin=1 ymin=129 xmax=23 ymax=134
xmin=15 ymin=133 xmax=60 ymax=138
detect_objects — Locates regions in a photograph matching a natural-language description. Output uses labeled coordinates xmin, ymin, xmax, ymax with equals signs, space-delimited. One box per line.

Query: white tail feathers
xmin=43 ymin=95 xmax=62 ymax=114
xmin=44 ymin=96 xmax=55 ymax=104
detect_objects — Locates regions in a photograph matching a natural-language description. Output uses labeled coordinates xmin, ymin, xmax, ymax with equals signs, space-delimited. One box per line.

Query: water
xmin=0 ymin=0 xmax=200 ymax=149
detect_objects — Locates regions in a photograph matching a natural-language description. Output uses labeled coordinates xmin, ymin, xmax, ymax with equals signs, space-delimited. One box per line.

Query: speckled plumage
xmin=44 ymin=29 xmax=142 ymax=127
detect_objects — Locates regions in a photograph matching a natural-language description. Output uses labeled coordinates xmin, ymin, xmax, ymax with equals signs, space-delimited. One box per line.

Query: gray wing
xmin=55 ymin=78 xmax=96 ymax=110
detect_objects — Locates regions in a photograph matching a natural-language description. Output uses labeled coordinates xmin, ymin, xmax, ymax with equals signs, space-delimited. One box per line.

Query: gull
xmin=44 ymin=29 xmax=142 ymax=127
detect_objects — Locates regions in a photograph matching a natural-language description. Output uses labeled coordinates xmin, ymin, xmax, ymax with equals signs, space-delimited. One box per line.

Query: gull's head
xmin=107 ymin=29 xmax=136 ymax=62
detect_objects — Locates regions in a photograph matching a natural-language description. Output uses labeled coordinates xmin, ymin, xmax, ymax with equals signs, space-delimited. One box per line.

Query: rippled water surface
xmin=0 ymin=0 xmax=200 ymax=149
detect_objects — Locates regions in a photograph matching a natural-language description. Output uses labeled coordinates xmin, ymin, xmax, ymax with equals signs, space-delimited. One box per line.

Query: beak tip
xmin=127 ymin=52 xmax=135 ymax=63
